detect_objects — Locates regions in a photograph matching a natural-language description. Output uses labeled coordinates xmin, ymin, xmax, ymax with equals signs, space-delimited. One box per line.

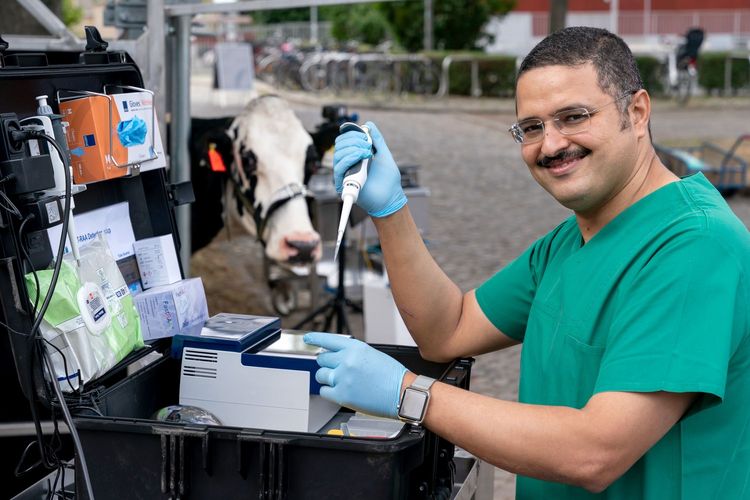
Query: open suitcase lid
xmin=0 ymin=27 xmax=181 ymax=404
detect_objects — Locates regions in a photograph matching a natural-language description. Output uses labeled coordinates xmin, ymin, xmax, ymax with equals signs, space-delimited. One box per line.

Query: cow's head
xmin=228 ymin=95 xmax=322 ymax=264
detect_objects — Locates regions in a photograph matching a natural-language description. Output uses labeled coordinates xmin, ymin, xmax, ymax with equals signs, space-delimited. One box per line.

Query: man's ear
xmin=630 ymin=90 xmax=651 ymax=139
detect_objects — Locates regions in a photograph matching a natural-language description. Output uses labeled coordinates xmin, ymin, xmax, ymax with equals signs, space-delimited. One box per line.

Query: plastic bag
xmin=26 ymin=236 xmax=144 ymax=391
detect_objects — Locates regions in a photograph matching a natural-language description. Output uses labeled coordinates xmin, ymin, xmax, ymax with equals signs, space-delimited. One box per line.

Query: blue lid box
xmin=170 ymin=313 xmax=281 ymax=358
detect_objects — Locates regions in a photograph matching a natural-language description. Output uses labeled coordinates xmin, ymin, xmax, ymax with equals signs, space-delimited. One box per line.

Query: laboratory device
xmin=334 ymin=122 xmax=372 ymax=262
xmin=177 ymin=315 xmax=341 ymax=432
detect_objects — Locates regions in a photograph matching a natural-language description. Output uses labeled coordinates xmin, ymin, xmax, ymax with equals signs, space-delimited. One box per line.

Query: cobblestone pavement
xmin=191 ymin=86 xmax=750 ymax=499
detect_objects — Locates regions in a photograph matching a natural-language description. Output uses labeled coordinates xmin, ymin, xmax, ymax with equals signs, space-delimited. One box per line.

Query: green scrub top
xmin=476 ymin=174 xmax=750 ymax=500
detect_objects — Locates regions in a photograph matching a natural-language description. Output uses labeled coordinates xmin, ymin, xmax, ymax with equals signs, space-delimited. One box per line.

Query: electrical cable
xmin=13 ymin=133 xmax=68 ymax=472
xmin=30 ymin=131 xmax=96 ymax=500
xmin=18 ymin=214 xmax=40 ymax=313
xmin=10 ymin=130 xmax=96 ymax=500
xmin=0 ymin=188 xmax=23 ymax=218
xmin=18 ymin=214 xmax=78 ymax=392
xmin=21 ymin=134 xmax=71 ymax=345
xmin=43 ymin=344 xmax=95 ymax=500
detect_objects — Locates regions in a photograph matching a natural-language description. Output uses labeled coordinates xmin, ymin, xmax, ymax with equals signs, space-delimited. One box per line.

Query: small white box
xmin=110 ymin=90 xmax=167 ymax=173
xmin=133 ymin=234 xmax=182 ymax=289
xmin=363 ymin=271 xmax=416 ymax=347
xmin=133 ymin=277 xmax=209 ymax=341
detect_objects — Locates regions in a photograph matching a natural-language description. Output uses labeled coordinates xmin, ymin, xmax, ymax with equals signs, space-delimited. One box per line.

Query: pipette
xmin=334 ymin=122 xmax=373 ymax=262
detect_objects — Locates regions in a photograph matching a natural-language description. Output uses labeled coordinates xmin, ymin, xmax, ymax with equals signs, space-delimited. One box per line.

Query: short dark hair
xmin=518 ymin=27 xmax=644 ymax=123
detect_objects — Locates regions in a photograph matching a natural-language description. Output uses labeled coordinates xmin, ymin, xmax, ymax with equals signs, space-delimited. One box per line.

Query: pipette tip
xmin=333 ymin=231 xmax=344 ymax=263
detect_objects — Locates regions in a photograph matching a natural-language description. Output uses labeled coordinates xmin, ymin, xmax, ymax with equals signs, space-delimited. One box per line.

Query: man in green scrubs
xmin=304 ymin=27 xmax=750 ymax=498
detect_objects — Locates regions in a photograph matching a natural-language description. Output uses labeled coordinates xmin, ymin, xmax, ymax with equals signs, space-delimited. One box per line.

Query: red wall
xmin=515 ymin=0 xmax=750 ymax=12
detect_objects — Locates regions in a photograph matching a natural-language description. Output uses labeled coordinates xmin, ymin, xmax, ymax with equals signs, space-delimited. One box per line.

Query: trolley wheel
xmin=271 ymin=282 xmax=297 ymax=316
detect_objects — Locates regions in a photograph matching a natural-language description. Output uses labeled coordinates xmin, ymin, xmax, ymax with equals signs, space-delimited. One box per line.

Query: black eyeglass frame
xmin=509 ymin=91 xmax=638 ymax=145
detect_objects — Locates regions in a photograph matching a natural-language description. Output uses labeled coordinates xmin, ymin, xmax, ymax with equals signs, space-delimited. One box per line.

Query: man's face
xmin=515 ymin=63 xmax=638 ymax=215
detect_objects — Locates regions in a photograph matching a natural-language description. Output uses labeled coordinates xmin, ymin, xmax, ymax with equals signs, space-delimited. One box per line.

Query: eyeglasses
xmin=509 ymin=91 xmax=636 ymax=145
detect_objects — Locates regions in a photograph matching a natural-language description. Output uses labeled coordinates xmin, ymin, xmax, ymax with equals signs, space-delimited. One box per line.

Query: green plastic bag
xmin=26 ymin=236 xmax=143 ymax=391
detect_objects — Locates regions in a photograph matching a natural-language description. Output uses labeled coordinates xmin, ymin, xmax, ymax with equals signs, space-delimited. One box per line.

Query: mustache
xmin=536 ymin=147 xmax=591 ymax=168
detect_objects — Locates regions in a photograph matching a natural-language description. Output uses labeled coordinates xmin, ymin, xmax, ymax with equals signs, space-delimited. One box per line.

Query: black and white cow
xmin=190 ymin=95 xmax=349 ymax=264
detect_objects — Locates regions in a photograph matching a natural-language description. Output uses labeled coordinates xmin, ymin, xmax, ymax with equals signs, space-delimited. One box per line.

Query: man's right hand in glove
xmin=333 ymin=121 xmax=407 ymax=218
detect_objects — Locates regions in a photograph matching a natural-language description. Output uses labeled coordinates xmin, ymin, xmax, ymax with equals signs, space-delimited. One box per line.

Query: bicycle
xmin=663 ymin=28 xmax=704 ymax=105
xmin=396 ymin=58 xmax=441 ymax=97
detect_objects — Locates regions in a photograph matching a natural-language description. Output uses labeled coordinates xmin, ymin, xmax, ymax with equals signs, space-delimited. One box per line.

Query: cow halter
xmin=229 ymin=146 xmax=313 ymax=247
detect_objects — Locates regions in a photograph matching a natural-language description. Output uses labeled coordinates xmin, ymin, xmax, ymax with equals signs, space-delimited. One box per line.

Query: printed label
xmin=28 ymin=139 xmax=41 ymax=157
xmin=46 ymin=201 xmax=61 ymax=224
xmin=117 ymin=313 xmax=128 ymax=329
xmin=57 ymin=315 xmax=86 ymax=334
xmin=86 ymin=292 xmax=106 ymax=323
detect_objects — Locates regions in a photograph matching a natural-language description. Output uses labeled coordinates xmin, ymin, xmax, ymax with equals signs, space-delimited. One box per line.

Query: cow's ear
xmin=303 ymin=144 xmax=321 ymax=184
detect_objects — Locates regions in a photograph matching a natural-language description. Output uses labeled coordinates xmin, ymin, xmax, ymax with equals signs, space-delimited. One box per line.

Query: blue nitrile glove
xmin=116 ymin=115 xmax=148 ymax=147
xmin=304 ymin=332 xmax=408 ymax=418
xmin=333 ymin=121 xmax=407 ymax=218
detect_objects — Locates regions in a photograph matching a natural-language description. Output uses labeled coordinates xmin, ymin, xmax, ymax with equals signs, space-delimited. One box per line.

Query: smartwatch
xmin=397 ymin=375 xmax=436 ymax=425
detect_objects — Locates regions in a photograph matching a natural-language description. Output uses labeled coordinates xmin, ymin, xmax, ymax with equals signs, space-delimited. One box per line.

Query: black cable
xmin=11 ymin=132 xmax=70 ymax=472
xmin=0 ymin=317 xmax=31 ymax=336
xmin=0 ymin=189 xmax=23 ymax=218
xmin=42 ymin=338 xmax=79 ymax=393
xmin=19 ymin=214 xmax=78 ymax=392
xmin=24 ymin=134 xmax=71 ymax=345
xmin=43 ymin=345 xmax=95 ymax=500
xmin=18 ymin=214 xmax=40 ymax=314
xmin=12 ymin=131 xmax=96 ymax=499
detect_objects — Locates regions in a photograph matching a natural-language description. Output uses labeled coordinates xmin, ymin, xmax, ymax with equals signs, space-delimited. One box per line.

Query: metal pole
xmin=166 ymin=0 xmax=402 ymax=17
xmin=311 ymin=6 xmax=319 ymax=45
xmin=609 ymin=0 xmax=619 ymax=34
xmin=16 ymin=0 xmax=81 ymax=44
xmin=171 ymin=14 xmax=192 ymax=275
xmin=548 ymin=0 xmax=567 ymax=34
xmin=643 ymin=0 xmax=651 ymax=36
xmin=147 ymin=0 xmax=167 ymax=148
xmin=423 ymin=0 xmax=433 ymax=51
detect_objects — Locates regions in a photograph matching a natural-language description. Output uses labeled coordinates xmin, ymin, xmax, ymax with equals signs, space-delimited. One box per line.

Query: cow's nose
xmin=286 ymin=237 xmax=320 ymax=264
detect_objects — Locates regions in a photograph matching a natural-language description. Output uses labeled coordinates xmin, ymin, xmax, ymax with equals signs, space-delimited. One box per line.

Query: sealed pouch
xmin=26 ymin=261 xmax=115 ymax=390
xmin=25 ymin=236 xmax=144 ymax=391
xmin=74 ymin=236 xmax=144 ymax=364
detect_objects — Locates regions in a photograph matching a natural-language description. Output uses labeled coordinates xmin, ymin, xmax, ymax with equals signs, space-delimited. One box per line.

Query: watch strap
xmin=410 ymin=375 xmax=436 ymax=392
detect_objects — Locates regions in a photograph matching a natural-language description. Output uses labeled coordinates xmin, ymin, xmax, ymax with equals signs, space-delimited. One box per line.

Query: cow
xmin=227 ymin=95 xmax=321 ymax=263
xmin=189 ymin=96 xmax=355 ymax=314
xmin=190 ymin=95 xmax=321 ymax=263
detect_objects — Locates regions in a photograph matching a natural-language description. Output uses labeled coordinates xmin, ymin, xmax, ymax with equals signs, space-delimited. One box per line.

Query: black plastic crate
xmin=73 ymin=345 xmax=473 ymax=500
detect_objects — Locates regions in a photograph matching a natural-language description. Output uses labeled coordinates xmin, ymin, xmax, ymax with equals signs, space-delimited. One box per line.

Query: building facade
xmin=486 ymin=0 xmax=750 ymax=56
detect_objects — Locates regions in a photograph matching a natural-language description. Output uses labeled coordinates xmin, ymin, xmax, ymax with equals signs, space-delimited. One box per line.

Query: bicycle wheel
xmin=257 ymin=54 xmax=281 ymax=86
xmin=300 ymin=60 xmax=329 ymax=93
xmin=403 ymin=60 xmax=441 ymax=96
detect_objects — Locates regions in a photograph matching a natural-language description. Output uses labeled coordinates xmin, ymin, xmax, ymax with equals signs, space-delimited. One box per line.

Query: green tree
xmin=328 ymin=5 xmax=390 ymax=46
xmin=249 ymin=2 xmax=514 ymax=50
xmin=251 ymin=8 xmax=311 ymax=24
xmin=62 ymin=0 xmax=83 ymax=27
xmin=380 ymin=0 xmax=515 ymax=51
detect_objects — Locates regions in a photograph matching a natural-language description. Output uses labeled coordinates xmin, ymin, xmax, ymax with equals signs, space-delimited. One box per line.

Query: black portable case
xmin=0 ymin=45 xmax=475 ymax=499
xmin=0 ymin=45 xmax=184 ymax=497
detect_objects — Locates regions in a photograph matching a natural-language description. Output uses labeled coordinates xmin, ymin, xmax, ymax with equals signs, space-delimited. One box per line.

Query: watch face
xmin=399 ymin=388 xmax=429 ymax=421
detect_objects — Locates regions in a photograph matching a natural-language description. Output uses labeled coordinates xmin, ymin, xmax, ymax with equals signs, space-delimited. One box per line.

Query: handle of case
xmin=84 ymin=26 xmax=108 ymax=52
